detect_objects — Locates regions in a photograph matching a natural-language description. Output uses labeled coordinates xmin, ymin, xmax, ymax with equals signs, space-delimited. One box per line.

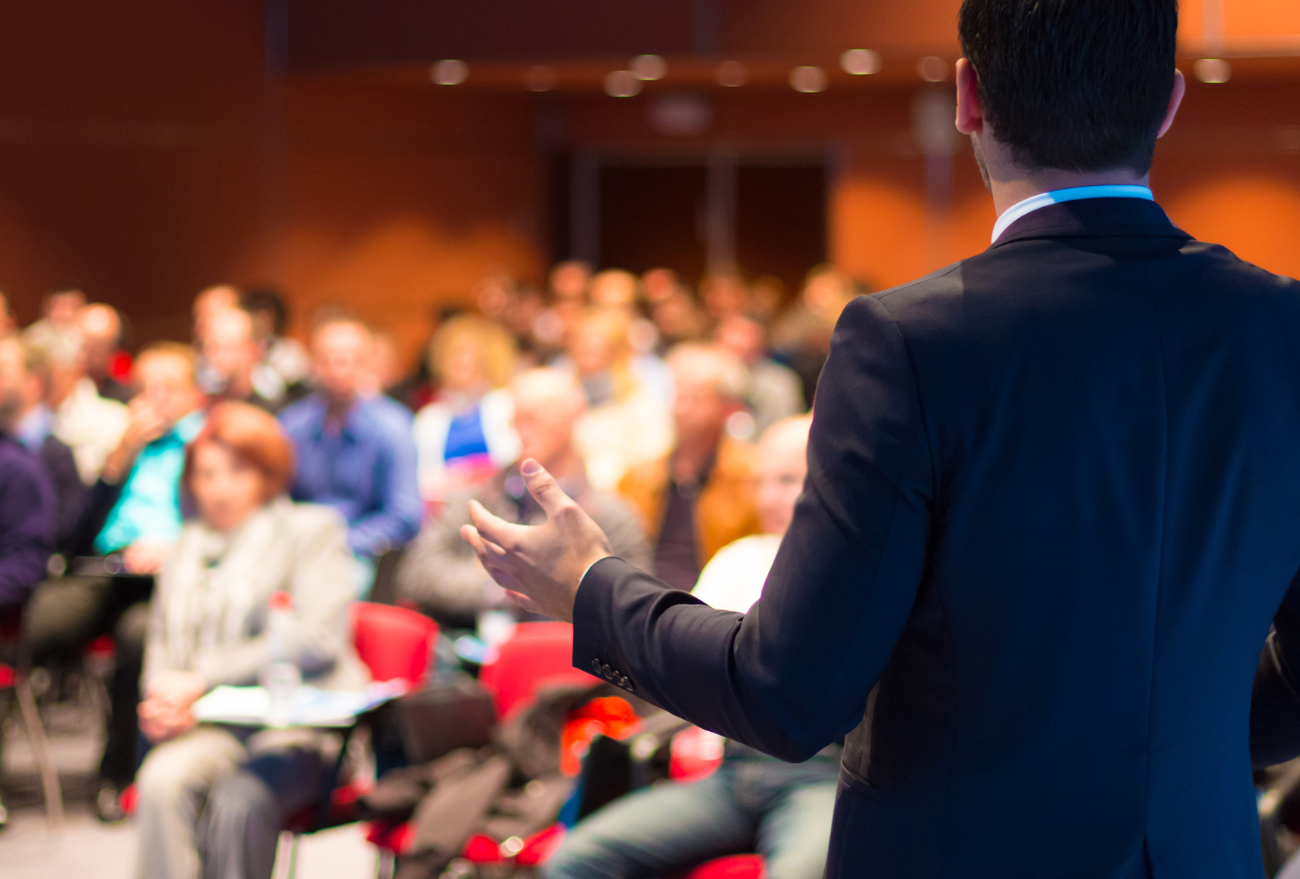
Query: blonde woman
xmin=412 ymin=315 xmax=520 ymax=507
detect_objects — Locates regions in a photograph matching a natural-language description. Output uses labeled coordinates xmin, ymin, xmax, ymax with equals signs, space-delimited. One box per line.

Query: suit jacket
xmin=617 ymin=437 xmax=760 ymax=568
xmin=38 ymin=433 xmax=87 ymax=552
xmin=574 ymin=198 xmax=1300 ymax=878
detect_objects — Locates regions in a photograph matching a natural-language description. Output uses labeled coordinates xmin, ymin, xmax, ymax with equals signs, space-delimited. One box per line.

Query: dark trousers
xmin=24 ymin=573 xmax=153 ymax=786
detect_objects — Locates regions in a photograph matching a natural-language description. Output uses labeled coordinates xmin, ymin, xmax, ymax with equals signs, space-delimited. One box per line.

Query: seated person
xmin=714 ymin=311 xmax=806 ymax=438
xmin=279 ymin=317 xmax=422 ymax=570
xmin=618 ymin=343 xmax=760 ymax=592
xmin=0 ymin=337 xmax=86 ymax=548
xmin=78 ymin=302 xmax=134 ymax=403
xmin=25 ymin=342 xmax=206 ymax=819
xmin=412 ymin=315 xmax=520 ymax=509
xmin=243 ymin=287 xmax=311 ymax=393
xmin=567 ymin=308 xmax=674 ymax=493
xmin=202 ymin=306 xmax=287 ymax=412
xmin=0 ymin=366 xmax=57 ymax=830
xmin=133 ymin=402 xmax=367 ymax=879
xmin=544 ymin=416 xmax=839 ymax=879
xmin=398 ymin=368 xmax=648 ymax=629
xmin=43 ymin=320 xmax=131 ymax=485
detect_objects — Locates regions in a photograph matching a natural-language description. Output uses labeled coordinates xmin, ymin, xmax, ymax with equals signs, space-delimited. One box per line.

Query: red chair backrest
xmin=350 ymin=602 xmax=438 ymax=688
xmin=479 ymin=622 xmax=598 ymax=719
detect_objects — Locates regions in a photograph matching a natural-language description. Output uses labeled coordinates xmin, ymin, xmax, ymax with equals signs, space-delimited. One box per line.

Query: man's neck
xmin=989 ymin=168 xmax=1150 ymax=219
xmin=325 ymin=393 xmax=356 ymax=426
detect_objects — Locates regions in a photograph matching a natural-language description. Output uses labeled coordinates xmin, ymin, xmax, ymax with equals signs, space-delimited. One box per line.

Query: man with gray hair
xmin=616 ymin=343 xmax=760 ymax=592
xmin=397 ymin=368 xmax=648 ymax=628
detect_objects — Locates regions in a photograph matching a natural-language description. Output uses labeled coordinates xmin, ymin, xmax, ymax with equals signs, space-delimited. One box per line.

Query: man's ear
xmin=955 ymin=58 xmax=984 ymax=136
xmin=1156 ymin=68 xmax=1186 ymax=139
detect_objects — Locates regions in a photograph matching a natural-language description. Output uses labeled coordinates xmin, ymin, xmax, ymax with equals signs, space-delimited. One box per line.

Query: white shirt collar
xmin=991 ymin=184 xmax=1154 ymax=244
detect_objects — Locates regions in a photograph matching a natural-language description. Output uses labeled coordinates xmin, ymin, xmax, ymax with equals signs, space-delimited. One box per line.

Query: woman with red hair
xmin=131 ymin=402 xmax=367 ymax=879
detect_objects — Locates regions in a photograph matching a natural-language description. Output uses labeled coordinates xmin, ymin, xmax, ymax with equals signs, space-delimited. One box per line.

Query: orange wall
xmin=0 ymin=1 xmax=548 ymax=365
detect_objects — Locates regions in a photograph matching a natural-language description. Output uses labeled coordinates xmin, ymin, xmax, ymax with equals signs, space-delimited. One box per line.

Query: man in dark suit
xmin=464 ymin=1 xmax=1300 ymax=876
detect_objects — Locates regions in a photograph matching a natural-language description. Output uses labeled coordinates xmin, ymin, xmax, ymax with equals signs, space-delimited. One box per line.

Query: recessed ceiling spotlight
xmin=631 ymin=54 xmax=667 ymax=81
xmin=917 ymin=56 xmax=949 ymax=82
xmin=715 ymin=60 xmax=748 ymax=88
xmin=789 ymin=65 xmax=827 ymax=94
xmin=431 ymin=59 xmax=468 ymax=85
xmin=1193 ymin=58 xmax=1231 ymax=83
xmin=605 ymin=70 xmax=643 ymax=97
xmin=841 ymin=49 xmax=882 ymax=76
xmin=524 ymin=66 xmax=557 ymax=92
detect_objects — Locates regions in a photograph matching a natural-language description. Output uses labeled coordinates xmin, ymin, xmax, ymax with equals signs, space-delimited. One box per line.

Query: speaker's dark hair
xmin=958 ymin=0 xmax=1178 ymax=174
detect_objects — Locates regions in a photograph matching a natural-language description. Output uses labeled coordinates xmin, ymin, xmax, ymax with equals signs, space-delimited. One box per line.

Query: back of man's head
xmin=958 ymin=0 xmax=1177 ymax=174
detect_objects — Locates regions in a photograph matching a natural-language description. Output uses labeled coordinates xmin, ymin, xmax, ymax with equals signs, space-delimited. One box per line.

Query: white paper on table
xmin=192 ymin=680 xmax=408 ymax=728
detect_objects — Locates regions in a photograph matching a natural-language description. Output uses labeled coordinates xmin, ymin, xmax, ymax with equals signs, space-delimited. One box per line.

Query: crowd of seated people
xmin=0 ymin=264 xmax=863 ymax=875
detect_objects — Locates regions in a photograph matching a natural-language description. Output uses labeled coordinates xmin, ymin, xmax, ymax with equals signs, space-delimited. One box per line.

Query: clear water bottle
xmin=260 ymin=591 xmax=301 ymax=728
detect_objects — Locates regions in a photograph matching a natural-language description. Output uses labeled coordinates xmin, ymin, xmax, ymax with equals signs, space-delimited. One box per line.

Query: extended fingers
xmin=467 ymin=499 xmax=531 ymax=550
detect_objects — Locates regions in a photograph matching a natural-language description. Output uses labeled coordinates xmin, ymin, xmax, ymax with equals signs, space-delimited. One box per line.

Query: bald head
xmin=511 ymin=368 xmax=586 ymax=470
xmin=755 ymin=415 xmax=811 ymax=536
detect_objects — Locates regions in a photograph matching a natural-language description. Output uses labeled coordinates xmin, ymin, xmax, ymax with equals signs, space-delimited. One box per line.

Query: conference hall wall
xmin=0 ymin=1 xmax=1295 ymax=370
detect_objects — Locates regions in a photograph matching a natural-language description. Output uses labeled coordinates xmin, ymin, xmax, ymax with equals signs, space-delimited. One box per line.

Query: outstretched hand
xmin=461 ymin=459 xmax=614 ymax=622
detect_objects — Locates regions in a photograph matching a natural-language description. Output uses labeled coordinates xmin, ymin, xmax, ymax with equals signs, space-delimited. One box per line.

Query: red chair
xmin=281 ymin=603 xmax=438 ymax=878
xmin=479 ymin=621 xmax=599 ymax=719
xmin=368 ymin=621 xmax=599 ymax=876
xmin=0 ymin=609 xmax=63 ymax=830
xmin=351 ymin=602 xmax=439 ymax=689
xmin=684 ymin=854 xmax=766 ymax=879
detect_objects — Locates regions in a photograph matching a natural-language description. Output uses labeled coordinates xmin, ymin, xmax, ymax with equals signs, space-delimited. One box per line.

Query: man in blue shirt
xmin=279 ymin=317 xmax=421 ymax=567
xmin=25 ymin=341 xmax=206 ymax=821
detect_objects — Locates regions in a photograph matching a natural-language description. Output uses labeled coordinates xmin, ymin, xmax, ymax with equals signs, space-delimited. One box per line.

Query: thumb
xmin=520 ymin=458 xmax=571 ymax=518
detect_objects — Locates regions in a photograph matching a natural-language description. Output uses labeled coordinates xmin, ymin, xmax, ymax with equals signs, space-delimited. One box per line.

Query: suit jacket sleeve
xmin=573 ymin=294 xmax=935 ymax=761
xmin=1251 ymin=569 xmax=1300 ymax=766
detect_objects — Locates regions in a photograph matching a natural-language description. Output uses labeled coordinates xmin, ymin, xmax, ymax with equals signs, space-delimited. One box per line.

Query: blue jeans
xmin=544 ymin=756 xmax=839 ymax=879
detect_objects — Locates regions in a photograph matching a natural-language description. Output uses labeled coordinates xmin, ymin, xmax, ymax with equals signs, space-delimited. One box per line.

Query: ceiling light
xmin=431 ymin=59 xmax=468 ymax=85
xmin=917 ymin=56 xmax=949 ymax=82
xmin=841 ymin=49 xmax=882 ymax=76
xmin=1193 ymin=58 xmax=1231 ymax=83
xmin=605 ymin=70 xmax=642 ymax=98
xmin=631 ymin=54 xmax=667 ymax=81
xmin=714 ymin=61 xmax=748 ymax=88
xmin=789 ymin=66 xmax=827 ymax=94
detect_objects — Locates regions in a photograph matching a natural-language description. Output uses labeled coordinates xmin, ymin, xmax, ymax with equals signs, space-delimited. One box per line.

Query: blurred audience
xmin=26 ymin=341 xmax=206 ymax=820
xmin=700 ymin=272 xmax=749 ymax=325
xmin=567 ymin=308 xmax=674 ymax=493
xmin=133 ymin=402 xmax=366 ymax=879
xmin=715 ymin=312 xmax=805 ymax=437
xmin=0 ymin=254 xmax=841 ymax=850
xmin=397 ymin=368 xmax=648 ymax=628
xmin=23 ymin=285 xmax=86 ymax=359
xmin=203 ymin=307 xmax=284 ymax=412
xmin=279 ymin=317 xmax=421 ymax=567
xmin=770 ymin=266 xmax=859 ymax=401
xmin=0 ymin=338 xmax=87 ymax=547
xmin=618 ymin=343 xmax=759 ymax=591
xmin=412 ymin=315 xmax=520 ymax=507
xmin=44 ymin=318 xmax=132 ymax=485
xmin=545 ymin=416 xmax=838 ymax=879
xmin=243 ymin=287 xmax=311 ymax=395
xmin=78 ymin=303 xmax=133 ymax=403
xmin=0 ymin=357 xmax=56 ymax=831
